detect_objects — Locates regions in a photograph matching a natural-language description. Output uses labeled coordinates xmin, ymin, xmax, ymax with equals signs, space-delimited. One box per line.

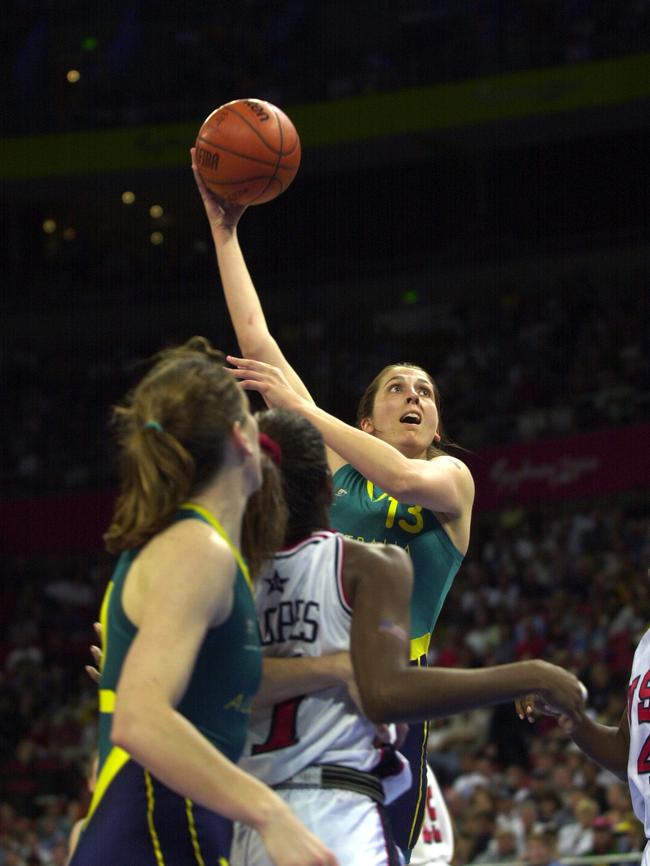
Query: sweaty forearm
xmin=294 ymin=400 xmax=410 ymax=495
xmin=362 ymin=660 xmax=550 ymax=724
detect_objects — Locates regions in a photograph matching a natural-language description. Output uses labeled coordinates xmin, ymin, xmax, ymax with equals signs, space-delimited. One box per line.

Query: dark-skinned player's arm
xmin=514 ymin=695 xmax=629 ymax=783
xmin=563 ymin=708 xmax=629 ymax=782
xmin=344 ymin=540 xmax=588 ymax=725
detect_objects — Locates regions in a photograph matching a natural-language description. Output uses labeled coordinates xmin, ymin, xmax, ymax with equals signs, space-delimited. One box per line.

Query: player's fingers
xmin=85 ymin=665 xmax=100 ymax=685
xmin=94 ymin=622 xmax=102 ymax=642
xmin=227 ymin=355 xmax=271 ymax=371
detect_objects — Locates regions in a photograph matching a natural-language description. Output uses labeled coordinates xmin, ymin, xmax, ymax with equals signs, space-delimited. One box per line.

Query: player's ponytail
xmin=104 ymin=337 xmax=245 ymax=553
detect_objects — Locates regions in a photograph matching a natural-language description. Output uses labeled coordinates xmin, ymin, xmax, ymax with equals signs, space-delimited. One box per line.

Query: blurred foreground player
xmin=69 ymin=337 xmax=337 ymax=866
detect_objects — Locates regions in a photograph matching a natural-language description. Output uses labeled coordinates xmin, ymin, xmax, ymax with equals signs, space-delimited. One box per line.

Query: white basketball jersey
xmin=240 ymin=531 xmax=408 ymax=794
xmin=627 ymin=626 xmax=650 ymax=864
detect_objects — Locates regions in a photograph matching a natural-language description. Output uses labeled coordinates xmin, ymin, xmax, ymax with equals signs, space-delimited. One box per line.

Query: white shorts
xmin=231 ymin=787 xmax=404 ymax=866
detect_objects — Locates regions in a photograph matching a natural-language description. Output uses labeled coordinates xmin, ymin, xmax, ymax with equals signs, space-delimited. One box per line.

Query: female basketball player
xmin=69 ymin=337 xmax=336 ymax=866
xmin=230 ymin=408 xmax=587 ymax=866
xmin=192 ymin=151 xmax=473 ymax=857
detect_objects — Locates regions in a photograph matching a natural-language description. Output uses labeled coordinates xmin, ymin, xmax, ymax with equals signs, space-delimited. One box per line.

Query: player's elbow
xmin=111 ymin=698 xmax=149 ymax=753
xmin=358 ymin=683 xmax=398 ymax=725
xmin=110 ymin=704 xmax=138 ymax=751
xmin=238 ymin=329 xmax=274 ymax=360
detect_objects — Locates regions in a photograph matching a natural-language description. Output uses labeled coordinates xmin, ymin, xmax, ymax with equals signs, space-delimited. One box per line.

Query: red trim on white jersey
xmin=336 ymin=534 xmax=353 ymax=615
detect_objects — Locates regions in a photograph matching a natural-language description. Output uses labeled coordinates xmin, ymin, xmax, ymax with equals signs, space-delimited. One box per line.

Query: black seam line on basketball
xmin=206 ymin=176 xmax=283 ymax=186
xmin=196 ymin=135 xmax=296 ymax=170
xmin=222 ymin=105 xmax=298 ymax=157
xmin=251 ymin=107 xmax=285 ymax=204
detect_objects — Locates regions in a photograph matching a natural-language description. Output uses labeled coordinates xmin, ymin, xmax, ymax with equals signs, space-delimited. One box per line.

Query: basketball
xmin=194 ymin=98 xmax=301 ymax=205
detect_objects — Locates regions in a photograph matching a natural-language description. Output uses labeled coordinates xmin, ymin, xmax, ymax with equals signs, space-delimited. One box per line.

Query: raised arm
xmin=191 ymin=150 xmax=313 ymax=405
xmin=344 ymin=541 xmax=587 ymax=725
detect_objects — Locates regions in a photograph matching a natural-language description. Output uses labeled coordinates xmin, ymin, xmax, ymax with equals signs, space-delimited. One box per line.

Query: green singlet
xmin=330 ymin=463 xmax=464 ymax=857
xmin=96 ymin=504 xmax=262 ymax=773
xmin=330 ymin=463 xmax=463 ymax=660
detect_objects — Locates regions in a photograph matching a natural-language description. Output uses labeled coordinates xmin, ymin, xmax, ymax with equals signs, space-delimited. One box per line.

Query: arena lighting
xmin=66 ymin=69 xmax=81 ymax=83
xmin=150 ymin=231 xmax=164 ymax=245
xmin=149 ymin=205 xmax=164 ymax=218
xmin=121 ymin=191 xmax=136 ymax=205
xmin=42 ymin=219 xmax=56 ymax=234
xmin=63 ymin=228 xmax=76 ymax=241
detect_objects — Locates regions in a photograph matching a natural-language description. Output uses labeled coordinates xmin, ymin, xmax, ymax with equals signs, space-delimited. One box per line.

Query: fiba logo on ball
xmin=194 ymin=98 xmax=301 ymax=206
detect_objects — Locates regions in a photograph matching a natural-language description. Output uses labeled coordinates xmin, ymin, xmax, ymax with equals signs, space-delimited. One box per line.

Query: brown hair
xmin=104 ymin=336 xmax=247 ymax=553
xmin=356 ymin=362 xmax=448 ymax=459
xmin=256 ymin=409 xmax=331 ymax=545
xmin=241 ymin=453 xmax=288 ymax=580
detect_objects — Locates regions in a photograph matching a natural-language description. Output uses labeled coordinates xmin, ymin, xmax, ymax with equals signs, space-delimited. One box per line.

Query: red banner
xmin=467 ymin=421 xmax=650 ymax=512
xmin=1 ymin=423 xmax=649 ymax=554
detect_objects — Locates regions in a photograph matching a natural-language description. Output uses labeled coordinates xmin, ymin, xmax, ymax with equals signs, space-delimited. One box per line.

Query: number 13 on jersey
xmin=366 ymin=481 xmax=423 ymax=534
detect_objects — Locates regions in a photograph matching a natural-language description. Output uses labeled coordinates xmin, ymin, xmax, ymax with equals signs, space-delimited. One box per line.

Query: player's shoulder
xmin=432 ymin=452 xmax=473 ymax=476
xmin=430 ymin=452 xmax=475 ymax=500
xmin=143 ymin=516 xmax=237 ymax=577
xmin=342 ymin=537 xmax=412 ymax=577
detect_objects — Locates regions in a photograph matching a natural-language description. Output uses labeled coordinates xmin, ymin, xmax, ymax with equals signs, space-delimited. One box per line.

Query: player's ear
xmin=231 ymin=419 xmax=255 ymax=458
xmin=360 ymin=417 xmax=374 ymax=434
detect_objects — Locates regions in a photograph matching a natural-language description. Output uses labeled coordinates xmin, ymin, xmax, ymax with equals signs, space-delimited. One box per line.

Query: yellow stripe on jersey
xmin=98 ymin=580 xmax=114 ymax=674
xmin=407 ymin=718 xmax=430 ymax=848
xmin=410 ymin=633 xmax=431 ymax=662
xmin=185 ymin=799 xmax=206 ymax=866
xmin=84 ymin=745 xmax=130 ymax=825
xmin=145 ymin=769 xmax=166 ymax=866
xmin=99 ymin=689 xmax=116 ymax=713
xmin=180 ymin=502 xmax=252 ymax=593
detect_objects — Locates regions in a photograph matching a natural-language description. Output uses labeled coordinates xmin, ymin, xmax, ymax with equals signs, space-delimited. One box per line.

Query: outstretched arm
xmin=515 ymin=698 xmax=629 ymax=783
xmin=345 ymin=541 xmax=587 ymax=725
xmin=254 ymin=653 xmax=354 ymax=708
xmin=228 ymin=357 xmax=474 ymax=517
xmin=191 ymin=149 xmax=313 ymax=405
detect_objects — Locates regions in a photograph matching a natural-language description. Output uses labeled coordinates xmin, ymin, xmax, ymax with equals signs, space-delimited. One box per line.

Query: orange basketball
xmin=194 ymin=98 xmax=301 ymax=205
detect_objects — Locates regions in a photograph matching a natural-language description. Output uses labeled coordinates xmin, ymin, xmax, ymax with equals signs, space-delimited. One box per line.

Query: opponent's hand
xmin=190 ymin=147 xmax=247 ymax=232
xmin=227 ymin=356 xmax=303 ymax=411
xmin=85 ymin=622 xmax=103 ymax=685
xmin=259 ymin=805 xmax=339 ymax=866
xmin=515 ymin=662 xmax=588 ymax=732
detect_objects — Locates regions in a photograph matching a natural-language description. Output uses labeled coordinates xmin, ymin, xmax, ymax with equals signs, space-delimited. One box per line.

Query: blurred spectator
xmin=556 ymin=796 xmax=599 ymax=856
xmin=526 ymin=829 xmax=562 ymax=866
